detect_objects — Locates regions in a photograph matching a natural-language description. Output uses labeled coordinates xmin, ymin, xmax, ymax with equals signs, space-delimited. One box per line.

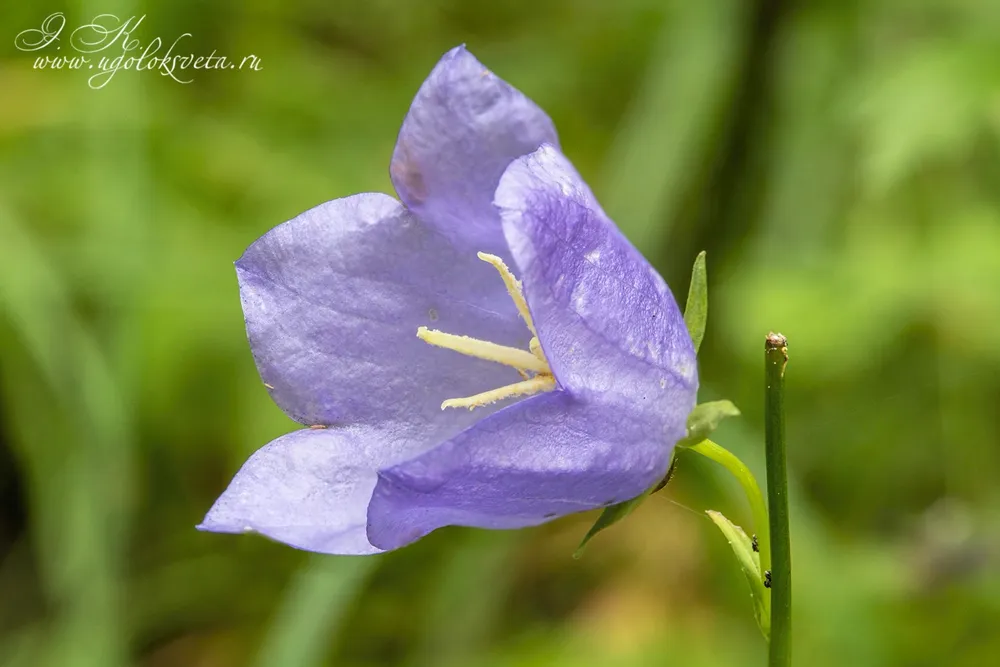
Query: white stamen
xmin=477 ymin=252 xmax=536 ymax=336
xmin=416 ymin=253 xmax=557 ymax=411
xmin=417 ymin=327 xmax=549 ymax=373
xmin=529 ymin=336 xmax=545 ymax=361
xmin=441 ymin=375 xmax=556 ymax=410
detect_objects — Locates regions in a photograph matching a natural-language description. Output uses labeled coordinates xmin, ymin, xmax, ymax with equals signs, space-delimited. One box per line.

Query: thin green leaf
xmin=0 ymin=205 xmax=131 ymax=667
xmin=601 ymin=2 xmax=745 ymax=254
xmin=254 ymin=556 xmax=378 ymax=667
xmin=573 ymin=492 xmax=650 ymax=559
xmin=416 ymin=532 xmax=519 ymax=667
xmin=684 ymin=251 xmax=708 ymax=353
xmin=687 ymin=439 xmax=770 ymax=585
xmin=706 ymin=510 xmax=770 ymax=639
xmin=575 ymin=398 xmax=740 ymax=557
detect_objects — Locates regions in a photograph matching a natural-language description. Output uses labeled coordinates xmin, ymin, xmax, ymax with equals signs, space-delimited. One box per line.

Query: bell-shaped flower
xmin=199 ymin=46 xmax=698 ymax=554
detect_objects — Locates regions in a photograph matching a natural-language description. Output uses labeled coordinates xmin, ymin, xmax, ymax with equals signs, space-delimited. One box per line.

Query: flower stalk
xmin=764 ymin=333 xmax=791 ymax=667
xmin=686 ymin=439 xmax=770 ymax=588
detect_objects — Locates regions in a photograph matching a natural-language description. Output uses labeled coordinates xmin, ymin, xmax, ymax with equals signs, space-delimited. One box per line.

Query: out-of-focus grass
xmin=1 ymin=0 xmax=999 ymax=666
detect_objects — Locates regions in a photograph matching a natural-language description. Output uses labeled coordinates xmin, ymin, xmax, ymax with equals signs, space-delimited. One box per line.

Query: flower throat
xmin=416 ymin=253 xmax=555 ymax=410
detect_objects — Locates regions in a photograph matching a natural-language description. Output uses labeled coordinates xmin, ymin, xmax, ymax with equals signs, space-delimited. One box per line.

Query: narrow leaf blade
xmin=575 ymin=397 xmax=742 ymax=556
xmin=684 ymin=251 xmax=708 ymax=353
xmin=706 ymin=510 xmax=769 ymax=639
xmin=574 ymin=492 xmax=649 ymax=559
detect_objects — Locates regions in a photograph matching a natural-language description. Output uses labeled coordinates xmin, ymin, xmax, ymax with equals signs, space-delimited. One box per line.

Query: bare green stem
xmin=765 ymin=332 xmax=791 ymax=667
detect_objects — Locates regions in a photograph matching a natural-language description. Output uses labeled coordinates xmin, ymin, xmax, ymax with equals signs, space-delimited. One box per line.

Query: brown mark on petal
xmin=427 ymin=308 xmax=439 ymax=322
xmin=390 ymin=142 xmax=427 ymax=205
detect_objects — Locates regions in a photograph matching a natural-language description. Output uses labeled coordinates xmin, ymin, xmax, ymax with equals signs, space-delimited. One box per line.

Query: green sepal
xmin=678 ymin=399 xmax=741 ymax=448
xmin=574 ymin=449 xmax=684 ymax=557
xmin=573 ymin=399 xmax=739 ymax=557
xmin=683 ymin=251 xmax=708 ymax=353
xmin=706 ymin=510 xmax=770 ymax=640
xmin=573 ymin=491 xmax=650 ymax=559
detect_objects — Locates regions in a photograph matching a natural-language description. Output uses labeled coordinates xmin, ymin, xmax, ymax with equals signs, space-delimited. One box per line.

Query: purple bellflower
xmin=199 ymin=46 xmax=698 ymax=554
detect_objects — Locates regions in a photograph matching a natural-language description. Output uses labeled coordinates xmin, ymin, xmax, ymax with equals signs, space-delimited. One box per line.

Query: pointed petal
xmin=238 ymin=192 xmax=529 ymax=435
xmin=390 ymin=46 xmax=559 ymax=256
xmin=495 ymin=145 xmax=698 ymax=420
xmin=366 ymin=392 xmax=672 ymax=551
xmin=198 ymin=427 xmax=402 ymax=555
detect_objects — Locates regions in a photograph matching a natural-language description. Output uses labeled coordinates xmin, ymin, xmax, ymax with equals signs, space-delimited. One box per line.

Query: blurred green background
xmin=2 ymin=0 xmax=1000 ymax=665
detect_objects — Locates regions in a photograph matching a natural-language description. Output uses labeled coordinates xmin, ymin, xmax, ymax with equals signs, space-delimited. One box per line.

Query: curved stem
xmin=765 ymin=333 xmax=791 ymax=667
xmin=686 ymin=439 xmax=771 ymax=583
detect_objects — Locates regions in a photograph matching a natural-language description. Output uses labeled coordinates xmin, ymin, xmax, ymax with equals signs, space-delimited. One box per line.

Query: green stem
xmin=686 ymin=439 xmax=771 ymax=583
xmin=765 ymin=333 xmax=791 ymax=667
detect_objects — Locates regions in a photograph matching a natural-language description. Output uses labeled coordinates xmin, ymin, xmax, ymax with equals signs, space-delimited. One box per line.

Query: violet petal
xmin=199 ymin=427 xmax=400 ymax=554
xmin=390 ymin=46 xmax=559 ymax=257
xmin=238 ymin=192 xmax=527 ymax=432
xmin=495 ymin=145 xmax=698 ymax=418
xmin=366 ymin=391 xmax=672 ymax=551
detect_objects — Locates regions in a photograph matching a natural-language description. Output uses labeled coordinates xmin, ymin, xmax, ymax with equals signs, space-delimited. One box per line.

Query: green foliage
xmin=574 ymin=399 xmax=740 ymax=557
xmin=706 ymin=511 xmax=768 ymax=640
xmin=684 ymin=251 xmax=708 ymax=353
xmin=680 ymin=400 xmax=741 ymax=448
xmin=253 ymin=557 xmax=379 ymax=667
xmin=575 ymin=254 xmax=725 ymax=558
xmin=573 ymin=490 xmax=650 ymax=559
xmin=2 ymin=1 xmax=1000 ymax=666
